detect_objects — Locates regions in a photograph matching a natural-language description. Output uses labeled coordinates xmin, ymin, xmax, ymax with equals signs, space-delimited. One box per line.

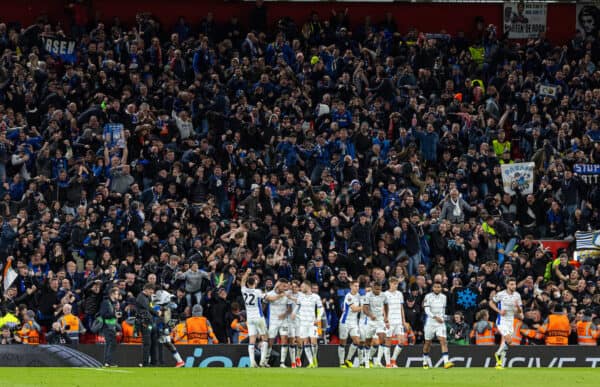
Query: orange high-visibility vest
xmin=540 ymin=314 xmax=570 ymax=346
xmin=186 ymin=317 xmax=218 ymax=344
xmin=396 ymin=324 xmax=415 ymax=346
xmin=61 ymin=314 xmax=80 ymax=332
xmin=576 ymin=321 xmax=599 ymax=346
xmin=171 ymin=322 xmax=188 ymax=344
xmin=121 ymin=320 xmax=142 ymax=344
xmin=511 ymin=319 xmax=523 ymax=345
xmin=470 ymin=322 xmax=496 ymax=345
xmin=18 ymin=322 xmax=40 ymax=345
xmin=231 ymin=318 xmax=248 ymax=343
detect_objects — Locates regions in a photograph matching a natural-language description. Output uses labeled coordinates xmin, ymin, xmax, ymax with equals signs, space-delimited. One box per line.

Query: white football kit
xmin=266 ymin=290 xmax=290 ymax=338
xmin=493 ymin=290 xmax=522 ymax=337
xmin=362 ymin=291 xmax=387 ymax=339
xmin=423 ymin=292 xmax=447 ymax=340
xmin=242 ymin=286 xmax=267 ymax=336
xmin=295 ymin=292 xmax=322 ymax=339
xmin=339 ymin=292 xmax=361 ymax=340
xmin=384 ymin=290 xmax=405 ymax=337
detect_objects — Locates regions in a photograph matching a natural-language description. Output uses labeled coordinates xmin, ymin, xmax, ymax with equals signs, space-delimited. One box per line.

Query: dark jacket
xmin=135 ymin=292 xmax=158 ymax=325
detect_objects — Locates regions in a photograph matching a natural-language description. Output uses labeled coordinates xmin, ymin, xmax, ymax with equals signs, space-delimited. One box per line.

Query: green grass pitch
xmin=0 ymin=368 xmax=597 ymax=387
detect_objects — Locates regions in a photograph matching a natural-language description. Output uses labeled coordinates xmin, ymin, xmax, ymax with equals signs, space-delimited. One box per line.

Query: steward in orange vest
xmin=576 ymin=311 xmax=599 ymax=346
xmin=18 ymin=311 xmax=41 ymax=345
xmin=538 ymin=306 xmax=570 ymax=346
xmin=510 ymin=319 xmax=524 ymax=345
xmin=171 ymin=321 xmax=188 ymax=344
xmin=470 ymin=311 xmax=496 ymax=345
xmin=185 ymin=304 xmax=218 ymax=344
xmin=57 ymin=304 xmax=86 ymax=343
xmin=121 ymin=318 xmax=142 ymax=344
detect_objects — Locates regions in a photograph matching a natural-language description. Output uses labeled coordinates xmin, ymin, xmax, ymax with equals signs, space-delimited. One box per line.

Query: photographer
xmin=136 ymin=283 xmax=161 ymax=367
xmin=45 ymin=321 xmax=71 ymax=345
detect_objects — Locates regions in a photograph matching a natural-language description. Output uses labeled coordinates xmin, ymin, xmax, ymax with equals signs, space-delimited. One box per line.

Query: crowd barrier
xmin=74 ymin=345 xmax=600 ymax=368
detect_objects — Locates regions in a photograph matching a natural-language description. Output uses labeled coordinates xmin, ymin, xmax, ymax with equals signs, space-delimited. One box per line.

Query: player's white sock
xmin=357 ymin=346 xmax=364 ymax=365
xmin=173 ymin=352 xmax=183 ymax=363
xmin=281 ymin=345 xmax=288 ymax=365
xmin=500 ymin=343 xmax=509 ymax=363
xmin=260 ymin=342 xmax=269 ymax=365
xmin=304 ymin=345 xmax=313 ymax=365
xmin=383 ymin=345 xmax=391 ymax=365
xmin=375 ymin=345 xmax=383 ymax=365
xmin=289 ymin=345 xmax=296 ymax=363
xmin=423 ymin=353 xmax=430 ymax=366
xmin=338 ymin=345 xmax=346 ymax=365
xmin=495 ymin=342 xmax=508 ymax=357
xmin=370 ymin=345 xmax=377 ymax=360
xmin=442 ymin=352 xmax=449 ymax=364
xmin=312 ymin=344 xmax=318 ymax=362
xmin=346 ymin=344 xmax=357 ymax=361
xmin=364 ymin=346 xmax=371 ymax=368
xmin=392 ymin=345 xmax=402 ymax=361
xmin=249 ymin=344 xmax=256 ymax=365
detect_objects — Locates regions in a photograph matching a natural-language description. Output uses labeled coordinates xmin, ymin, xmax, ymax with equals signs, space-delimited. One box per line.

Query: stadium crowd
xmin=0 ymin=0 xmax=599 ymax=356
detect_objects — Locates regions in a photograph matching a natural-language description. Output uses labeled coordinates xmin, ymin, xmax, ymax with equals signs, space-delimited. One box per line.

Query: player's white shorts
xmin=286 ymin=319 xmax=298 ymax=337
xmin=424 ymin=322 xmax=447 ymax=340
xmin=247 ymin=317 xmax=267 ymax=337
xmin=298 ymin=323 xmax=315 ymax=339
xmin=268 ymin=320 xmax=290 ymax=339
xmin=386 ymin=323 xmax=405 ymax=338
xmin=497 ymin=318 xmax=514 ymax=337
xmin=339 ymin=323 xmax=360 ymax=340
xmin=363 ymin=319 xmax=386 ymax=339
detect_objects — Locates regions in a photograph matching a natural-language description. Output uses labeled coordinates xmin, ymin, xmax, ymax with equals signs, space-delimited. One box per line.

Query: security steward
xmin=538 ymin=304 xmax=570 ymax=346
xmin=136 ymin=283 xmax=161 ymax=366
xmin=121 ymin=317 xmax=142 ymax=344
xmin=185 ymin=304 xmax=219 ymax=345
xmin=576 ymin=310 xmax=599 ymax=346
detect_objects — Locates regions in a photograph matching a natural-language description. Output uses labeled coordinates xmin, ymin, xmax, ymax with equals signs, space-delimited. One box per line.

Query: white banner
xmin=504 ymin=2 xmax=547 ymax=39
xmin=577 ymin=2 xmax=600 ymax=40
xmin=501 ymin=162 xmax=534 ymax=195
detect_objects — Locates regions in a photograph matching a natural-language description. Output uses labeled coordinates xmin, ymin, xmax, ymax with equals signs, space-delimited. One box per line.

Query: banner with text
xmin=574 ymin=164 xmax=600 ymax=184
xmin=42 ymin=37 xmax=77 ymax=63
xmin=78 ymin=345 xmax=600 ymax=368
xmin=501 ymin=162 xmax=534 ymax=195
xmin=504 ymin=2 xmax=547 ymax=39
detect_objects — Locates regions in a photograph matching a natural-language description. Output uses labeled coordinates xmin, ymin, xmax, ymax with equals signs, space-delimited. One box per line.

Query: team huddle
xmin=241 ymin=269 xmax=522 ymax=369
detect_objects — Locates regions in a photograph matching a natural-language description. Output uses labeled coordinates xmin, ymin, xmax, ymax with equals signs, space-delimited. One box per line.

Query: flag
xmin=575 ymin=230 xmax=600 ymax=251
xmin=42 ymin=36 xmax=77 ymax=63
xmin=3 ymin=259 xmax=17 ymax=291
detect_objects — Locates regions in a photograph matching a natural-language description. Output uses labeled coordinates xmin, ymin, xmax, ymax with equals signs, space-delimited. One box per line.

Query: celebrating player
xmin=265 ymin=278 xmax=292 ymax=367
xmin=362 ymin=282 xmax=387 ymax=368
xmin=422 ymin=281 xmax=454 ymax=369
xmin=241 ymin=269 xmax=269 ymax=368
xmin=294 ymin=280 xmax=323 ymax=368
xmin=288 ymin=280 xmax=302 ymax=368
xmin=338 ymin=280 xmax=362 ymax=368
xmin=383 ymin=277 xmax=406 ymax=368
xmin=490 ymin=277 xmax=523 ymax=369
